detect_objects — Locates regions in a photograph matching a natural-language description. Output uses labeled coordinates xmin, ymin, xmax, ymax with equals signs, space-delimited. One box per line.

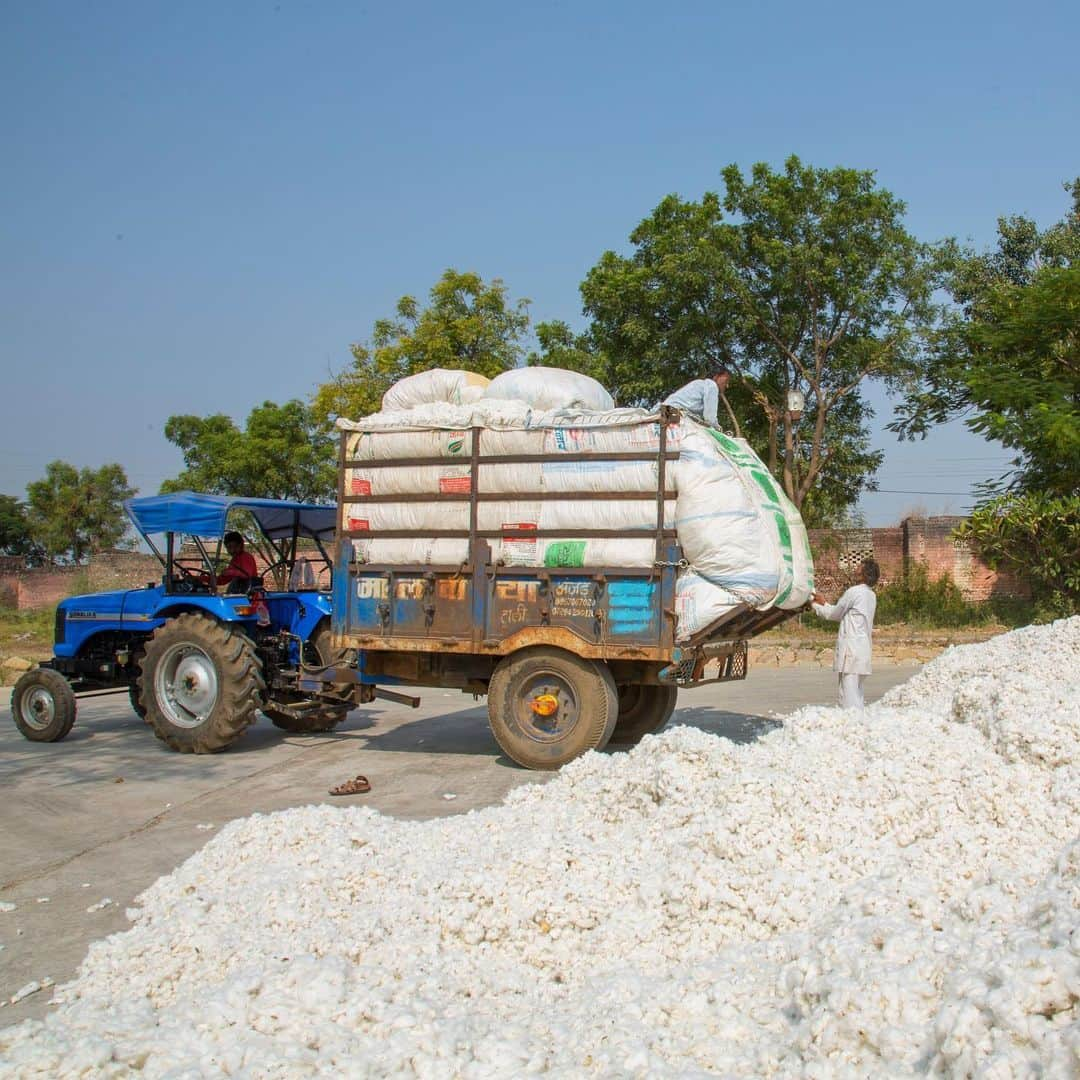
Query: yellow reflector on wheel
xmin=529 ymin=693 xmax=559 ymax=717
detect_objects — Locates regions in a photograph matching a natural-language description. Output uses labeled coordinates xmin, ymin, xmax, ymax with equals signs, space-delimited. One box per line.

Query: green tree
xmin=956 ymin=494 xmax=1079 ymax=617
xmin=313 ymin=269 xmax=531 ymax=425
xmin=0 ymin=495 xmax=36 ymax=558
xmin=162 ymin=400 xmax=336 ymax=503
xmin=527 ymin=320 xmax=608 ymax=382
xmin=26 ymin=462 xmax=136 ymax=564
xmin=892 ymin=180 xmax=1080 ymax=496
xmin=577 ymin=156 xmax=946 ymax=522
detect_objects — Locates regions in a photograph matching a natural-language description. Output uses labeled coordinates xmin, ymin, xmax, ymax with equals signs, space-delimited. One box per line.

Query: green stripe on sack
xmin=706 ymin=429 xmax=799 ymax=606
xmin=544 ymin=541 xmax=587 ymax=568
xmin=773 ymin=511 xmax=794 ymax=605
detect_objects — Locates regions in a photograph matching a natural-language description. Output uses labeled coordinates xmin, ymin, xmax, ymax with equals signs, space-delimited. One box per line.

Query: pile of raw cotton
xmin=3 ymin=619 xmax=1078 ymax=1078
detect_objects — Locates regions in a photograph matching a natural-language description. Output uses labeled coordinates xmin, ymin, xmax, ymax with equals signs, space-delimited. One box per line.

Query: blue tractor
xmin=10 ymin=492 xmax=352 ymax=752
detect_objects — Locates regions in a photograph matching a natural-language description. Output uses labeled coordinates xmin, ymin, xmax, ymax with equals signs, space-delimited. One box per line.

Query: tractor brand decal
xmin=65 ymin=610 xmax=105 ymax=620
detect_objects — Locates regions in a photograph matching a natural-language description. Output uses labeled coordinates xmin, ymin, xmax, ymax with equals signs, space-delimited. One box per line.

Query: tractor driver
xmin=209 ymin=531 xmax=258 ymax=593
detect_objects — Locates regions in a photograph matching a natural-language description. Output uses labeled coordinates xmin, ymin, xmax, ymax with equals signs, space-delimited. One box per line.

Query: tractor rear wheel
xmin=129 ymin=683 xmax=146 ymax=719
xmin=138 ymin=614 xmax=264 ymax=753
xmin=264 ymin=624 xmax=351 ymax=734
xmin=11 ymin=668 xmax=77 ymax=742
xmin=609 ymin=684 xmax=678 ymax=746
xmin=487 ymin=646 xmax=617 ymax=770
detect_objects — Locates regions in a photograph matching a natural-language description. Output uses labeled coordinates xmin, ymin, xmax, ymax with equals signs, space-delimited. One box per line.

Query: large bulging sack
xmin=482 ymin=367 xmax=615 ymax=412
xmin=381 ymin=369 xmax=490 ymax=413
xmin=338 ymin=403 xmax=814 ymax=641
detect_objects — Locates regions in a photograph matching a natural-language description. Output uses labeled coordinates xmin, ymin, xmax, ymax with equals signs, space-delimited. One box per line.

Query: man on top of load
xmin=661 ymin=368 xmax=731 ymax=429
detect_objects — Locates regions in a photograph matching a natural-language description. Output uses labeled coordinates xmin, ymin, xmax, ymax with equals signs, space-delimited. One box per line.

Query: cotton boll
xmin=2 ymin=619 xmax=1079 ymax=1077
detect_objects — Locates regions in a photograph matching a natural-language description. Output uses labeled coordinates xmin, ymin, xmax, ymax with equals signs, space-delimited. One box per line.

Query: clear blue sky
xmin=2 ymin=0 xmax=1077 ymax=525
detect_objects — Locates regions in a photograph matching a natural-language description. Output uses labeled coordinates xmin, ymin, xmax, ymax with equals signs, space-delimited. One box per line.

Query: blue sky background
xmin=2 ymin=0 xmax=1077 ymax=525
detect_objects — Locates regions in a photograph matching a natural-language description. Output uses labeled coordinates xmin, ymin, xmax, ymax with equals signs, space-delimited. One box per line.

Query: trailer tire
xmin=11 ymin=668 xmax=77 ymax=743
xmin=487 ymin=646 xmax=618 ymax=770
xmin=138 ymin=614 xmax=264 ymax=753
xmin=609 ymin=684 xmax=678 ymax=745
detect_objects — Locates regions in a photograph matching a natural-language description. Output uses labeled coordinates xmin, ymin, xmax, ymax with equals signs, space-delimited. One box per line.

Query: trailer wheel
xmin=10 ymin=668 xmax=77 ymax=743
xmin=609 ymin=684 xmax=678 ymax=746
xmin=138 ymin=614 xmax=265 ymax=753
xmin=264 ymin=624 xmax=350 ymax=733
xmin=487 ymin=646 xmax=618 ymax=770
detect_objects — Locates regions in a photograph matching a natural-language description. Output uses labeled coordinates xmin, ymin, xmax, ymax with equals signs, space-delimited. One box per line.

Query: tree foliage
xmin=0 ymin=495 xmax=38 ymax=560
xmin=892 ymin=178 xmax=1080 ymax=496
xmin=312 ymin=269 xmax=531 ymax=425
xmin=956 ymin=494 xmax=1080 ymax=617
xmin=527 ymin=320 xmax=608 ymax=381
xmin=26 ymin=461 xmax=136 ymax=564
xmin=162 ymin=400 xmax=335 ymax=503
xmin=577 ymin=156 xmax=945 ymax=522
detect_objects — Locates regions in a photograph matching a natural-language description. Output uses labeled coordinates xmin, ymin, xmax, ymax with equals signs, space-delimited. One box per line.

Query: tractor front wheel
xmin=137 ymin=614 xmax=264 ymax=753
xmin=11 ymin=668 xmax=77 ymax=743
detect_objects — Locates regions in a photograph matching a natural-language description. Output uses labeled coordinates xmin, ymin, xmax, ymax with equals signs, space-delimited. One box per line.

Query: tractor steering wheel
xmin=171 ymin=561 xmax=210 ymax=593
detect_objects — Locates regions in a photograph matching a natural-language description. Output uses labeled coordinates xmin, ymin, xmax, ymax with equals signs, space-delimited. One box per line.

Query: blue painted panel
xmin=351 ymin=574 xmax=389 ymax=632
xmin=607 ymin=579 xmax=658 ymax=637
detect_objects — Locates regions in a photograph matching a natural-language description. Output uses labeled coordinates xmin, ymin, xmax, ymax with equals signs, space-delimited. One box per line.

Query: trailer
xmin=327 ymin=406 xmax=802 ymax=769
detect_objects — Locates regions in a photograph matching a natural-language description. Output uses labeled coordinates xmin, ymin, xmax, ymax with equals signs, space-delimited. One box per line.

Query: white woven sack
xmin=673 ymin=428 xmax=781 ymax=608
xmin=351 ymin=538 xmax=469 ymax=566
xmin=674 ymin=571 xmax=744 ymax=640
xmin=381 ymin=368 xmax=490 ymax=412
xmin=482 ymin=366 xmax=615 ymax=411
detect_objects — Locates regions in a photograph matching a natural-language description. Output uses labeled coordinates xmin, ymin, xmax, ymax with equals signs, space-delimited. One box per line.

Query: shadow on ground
xmin=0 ymin=706 xmax=380 ymax=788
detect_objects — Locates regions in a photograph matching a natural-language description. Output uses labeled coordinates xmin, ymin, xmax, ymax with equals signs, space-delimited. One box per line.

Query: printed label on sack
xmin=439 ymin=473 xmax=472 ymax=494
xmin=546 ymin=428 xmax=598 ymax=454
xmin=501 ymin=521 xmax=538 ymax=565
xmin=347 ymin=517 xmax=371 ymax=533
xmin=628 ymin=422 xmax=683 ymax=448
xmin=445 ymin=432 xmax=468 ymax=455
xmin=543 ymin=540 xmax=587 ymax=568
xmin=350 ymin=477 xmax=372 ymax=496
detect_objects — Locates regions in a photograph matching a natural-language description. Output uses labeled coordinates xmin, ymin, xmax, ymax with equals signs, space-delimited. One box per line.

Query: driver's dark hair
xmin=862 ymin=558 xmax=880 ymax=587
xmin=224 ymin=530 xmax=244 ymax=546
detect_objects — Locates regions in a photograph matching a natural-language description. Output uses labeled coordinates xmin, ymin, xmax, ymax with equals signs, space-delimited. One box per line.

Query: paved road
xmin=0 ymin=664 xmax=916 ymax=1028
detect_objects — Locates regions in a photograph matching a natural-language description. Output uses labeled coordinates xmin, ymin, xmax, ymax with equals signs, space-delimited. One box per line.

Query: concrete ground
xmin=0 ymin=663 xmax=917 ymax=1029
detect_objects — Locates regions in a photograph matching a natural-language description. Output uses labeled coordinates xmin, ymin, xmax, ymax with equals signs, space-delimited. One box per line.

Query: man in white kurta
xmin=811 ymin=559 xmax=879 ymax=709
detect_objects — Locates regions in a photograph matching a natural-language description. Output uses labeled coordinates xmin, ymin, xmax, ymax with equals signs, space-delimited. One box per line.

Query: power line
xmin=871 ymin=488 xmax=977 ymax=496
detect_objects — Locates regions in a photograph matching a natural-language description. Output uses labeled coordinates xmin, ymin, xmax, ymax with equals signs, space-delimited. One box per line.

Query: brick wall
xmin=1 ymin=517 xmax=1030 ymax=610
xmin=0 ymin=550 xmax=162 ymax=611
xmin=810 ymin=517 xmax=1030 ymax=601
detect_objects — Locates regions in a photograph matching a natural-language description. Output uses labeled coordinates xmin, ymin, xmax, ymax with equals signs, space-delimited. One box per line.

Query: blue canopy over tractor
xmin=124 ymin=492 xmax=337 ymax=543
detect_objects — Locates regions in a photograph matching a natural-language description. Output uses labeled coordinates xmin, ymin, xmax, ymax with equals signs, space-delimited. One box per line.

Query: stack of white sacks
xmin=337 ymin=368 xmax=814 ymax=640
